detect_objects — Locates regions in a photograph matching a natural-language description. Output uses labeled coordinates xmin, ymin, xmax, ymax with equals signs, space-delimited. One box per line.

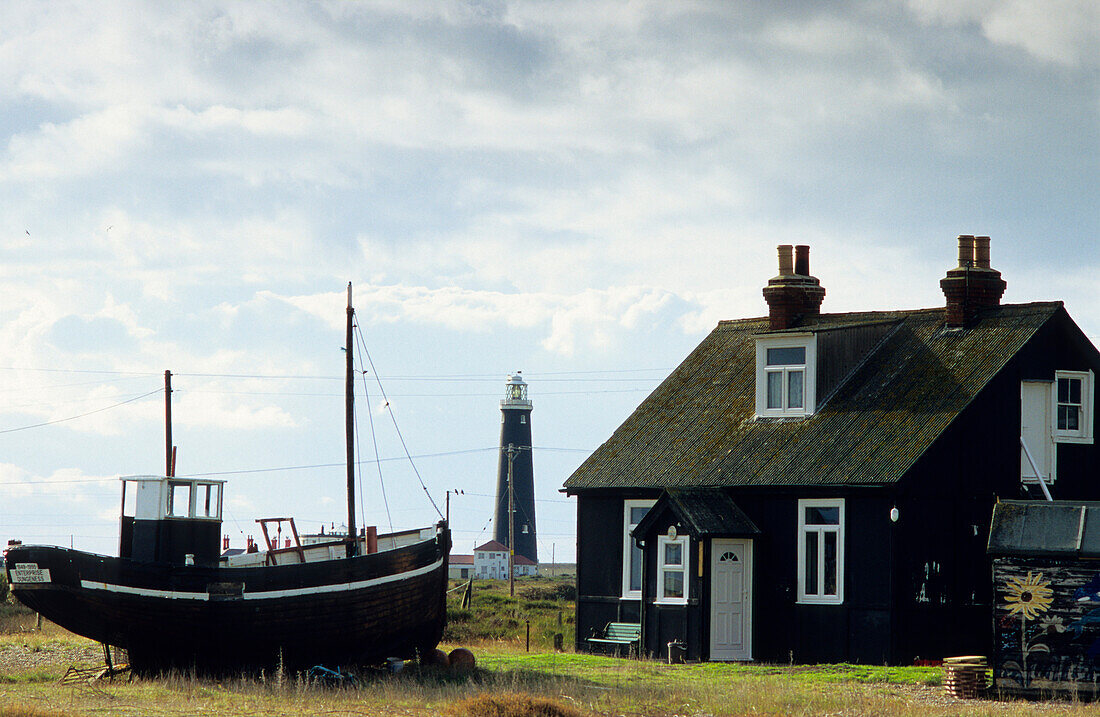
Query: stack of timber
xmin=943 ymin=656 xmax=989 ymax=699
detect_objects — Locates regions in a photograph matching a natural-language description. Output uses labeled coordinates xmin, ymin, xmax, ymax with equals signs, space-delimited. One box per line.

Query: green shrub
xmin=520 ymin=583 xmax=575 ymax=602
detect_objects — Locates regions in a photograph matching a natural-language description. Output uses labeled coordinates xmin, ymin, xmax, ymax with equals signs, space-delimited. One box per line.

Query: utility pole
xmin=506 ymin=443 xmax=516 ymax=597
xmin=445 ymin=489 xmax=464 ymax=524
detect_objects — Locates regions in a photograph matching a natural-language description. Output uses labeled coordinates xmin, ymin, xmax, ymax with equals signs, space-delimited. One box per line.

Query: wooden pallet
xmin=942 ymin=655 xmax=988 ymax=699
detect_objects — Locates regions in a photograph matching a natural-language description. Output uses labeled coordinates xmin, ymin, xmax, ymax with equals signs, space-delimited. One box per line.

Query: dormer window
xmin=755 ymin=334 xmax=816 ymax=418
xmin=766 ymin=347 xmax=805 ymax=410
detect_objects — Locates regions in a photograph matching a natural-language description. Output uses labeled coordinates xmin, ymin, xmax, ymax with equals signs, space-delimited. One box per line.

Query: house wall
xmin=582 ymin=489 xmax=899 ymax=663
xmin=574 ymin=308 xmax=1100 ymax=664
xmin=575 ymin=492 xmax=654 ymax=649
xmin=890 ymin=307 xmax=1100 ymax=662
xmin=728 ymin=491 xmax=896 ymax=664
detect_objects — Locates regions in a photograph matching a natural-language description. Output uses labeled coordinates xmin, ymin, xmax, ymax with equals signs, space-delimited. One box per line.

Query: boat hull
xmin=4 ymin=528 xmax=450 ymax=673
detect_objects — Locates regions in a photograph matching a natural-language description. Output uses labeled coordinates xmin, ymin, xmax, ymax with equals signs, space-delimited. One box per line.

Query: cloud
xmin=277 ymin=282 xmax=698 ymax=357
xmin=905 ymin=0 xmax=1100 ymax=66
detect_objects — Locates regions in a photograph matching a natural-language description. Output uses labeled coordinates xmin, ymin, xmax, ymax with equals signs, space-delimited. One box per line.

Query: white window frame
xmin=797 ymin=498 xmax=844 ymax=605
xmin=621 ymin=499 xmax=655 ymax=599
xmin=755 ymin=334 xmax=817 ymax=418
xmin=1053 ymin=370 xmax=1094 ymax=444
xmin=655 ymin=534 xmax=690 ymax=605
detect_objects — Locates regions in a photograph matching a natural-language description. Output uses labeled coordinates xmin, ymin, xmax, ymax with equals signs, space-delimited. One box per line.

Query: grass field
xmin=1 ymin=576 xmax=1096 ymax=716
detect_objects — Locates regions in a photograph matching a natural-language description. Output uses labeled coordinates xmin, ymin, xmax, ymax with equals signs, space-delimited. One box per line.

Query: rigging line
xmin=354 ymin=322 xmax=393 ymax=534
xmin=0 ymin=388 xmax=162 ymax=435
xmin=354 ymin=324 xmax=443 ymax=520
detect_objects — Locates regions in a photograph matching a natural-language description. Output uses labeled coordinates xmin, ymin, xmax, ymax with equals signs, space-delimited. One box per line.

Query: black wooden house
xmin=564 ymin=237 xmax=1100 ymax=664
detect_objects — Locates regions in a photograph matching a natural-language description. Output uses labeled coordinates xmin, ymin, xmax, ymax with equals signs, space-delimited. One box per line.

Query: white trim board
xmin=79 ymin=556 xmax=445 ymax=602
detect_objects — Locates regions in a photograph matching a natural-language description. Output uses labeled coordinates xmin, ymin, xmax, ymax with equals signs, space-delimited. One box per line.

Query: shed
xmin=988 ymin=500 xmax=1100 ymax=698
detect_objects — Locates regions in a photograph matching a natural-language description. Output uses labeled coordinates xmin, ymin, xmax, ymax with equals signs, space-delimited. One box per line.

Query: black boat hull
xmin=5 ymin=528 xmax=450 ymax=673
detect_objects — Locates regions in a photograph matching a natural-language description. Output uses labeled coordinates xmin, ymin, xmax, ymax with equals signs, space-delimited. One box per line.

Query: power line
xmin=0 ymin=445 xmax=594 ymax=486
xmin=0 ymin=388 xmax=161 ymax=435
xmin=173 ymin=387 xmax=653 ymax=398
xmin=0 ymin=366 xmax=671 ymax=382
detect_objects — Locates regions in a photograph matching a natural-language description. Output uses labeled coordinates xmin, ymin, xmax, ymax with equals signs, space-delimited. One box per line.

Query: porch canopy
xmin=631 ymin=487 xmax=760 ymax=542
xmin=988 ymin=499 xmax=1100 ymax=558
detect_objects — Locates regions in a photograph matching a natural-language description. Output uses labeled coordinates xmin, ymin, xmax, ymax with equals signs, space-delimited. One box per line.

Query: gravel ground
xmin=0 ymin=640 xmax=103 ymax=672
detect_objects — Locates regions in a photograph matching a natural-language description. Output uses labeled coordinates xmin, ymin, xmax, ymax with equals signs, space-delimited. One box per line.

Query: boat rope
xmin=353 ymin=322 xmax=444 ymax=520
xmin=353 ymin=318 xmax=394 ymax=535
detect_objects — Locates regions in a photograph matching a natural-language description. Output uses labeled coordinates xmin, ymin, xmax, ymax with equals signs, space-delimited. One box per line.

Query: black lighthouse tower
xmin=493 ymin=372 xmax=537 ymax=565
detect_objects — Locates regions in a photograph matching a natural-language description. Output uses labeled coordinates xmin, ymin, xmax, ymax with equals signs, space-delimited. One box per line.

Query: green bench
xmin=587 ymin=621 xmax=641 ymax=654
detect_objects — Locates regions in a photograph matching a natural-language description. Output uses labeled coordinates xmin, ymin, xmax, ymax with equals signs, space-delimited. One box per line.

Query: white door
xmin=710 ymin=538 xmax=752 ymax=661
xmin=1021 ymin=381 xmax=1055 ymax=483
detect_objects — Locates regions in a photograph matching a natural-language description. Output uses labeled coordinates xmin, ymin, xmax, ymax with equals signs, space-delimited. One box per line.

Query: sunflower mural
xmin=1004 ymin=571 xmax=1053 ymax=620
xmin=1002 ymin=571 xmax=1055 ymax=686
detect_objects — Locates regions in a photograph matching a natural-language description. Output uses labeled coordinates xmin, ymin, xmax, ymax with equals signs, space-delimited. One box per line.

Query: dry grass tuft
xmin=445 ymin=691 xmax=587 ymax=717
xmin=0 ymin=704 xmax=71 ymax=717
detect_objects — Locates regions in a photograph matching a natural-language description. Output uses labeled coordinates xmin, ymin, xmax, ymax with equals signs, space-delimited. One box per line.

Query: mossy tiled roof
xmin=564 ymin=302 xmax=1063 ymax=491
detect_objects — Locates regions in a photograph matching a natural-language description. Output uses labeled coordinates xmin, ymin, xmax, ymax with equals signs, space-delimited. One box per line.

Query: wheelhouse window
xmin=656 ymin=534 xmax=690 ymax=605
xmin=1054 ymin=370 xmax=1093 ymax=444
xmin=621 ymin=499 xmax=655 ymax=599
xmin=797 ymin=498 xmax=844 ymax=604
xmin=755 ymin=335 xmax=816 ymax=418
xmin=168 ymin=482 xmax=191 ymax=517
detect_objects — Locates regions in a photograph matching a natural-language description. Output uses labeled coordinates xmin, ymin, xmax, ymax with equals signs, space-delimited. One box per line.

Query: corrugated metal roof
xmin=565 ymin=302 xmax=1062 ymax=491
xmin=988 ymin=500 xmax=1100 ymax=558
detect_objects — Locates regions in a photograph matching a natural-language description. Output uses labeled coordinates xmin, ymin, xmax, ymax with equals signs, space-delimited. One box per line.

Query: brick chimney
xmin=940 ymin=235 xmax=1006 ymax=327
xmin=762 ymin=244 xmax=826 ymax=330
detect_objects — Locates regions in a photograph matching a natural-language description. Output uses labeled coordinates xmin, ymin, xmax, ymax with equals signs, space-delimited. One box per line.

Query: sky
xmin=1 ymin=1 xmax=1097 ymax=563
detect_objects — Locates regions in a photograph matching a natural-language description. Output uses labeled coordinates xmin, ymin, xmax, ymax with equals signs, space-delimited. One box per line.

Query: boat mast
xmin=345 ymin=283 xmax=358 ymax=557
xmin=164 ymin=370 xmax=175 ymax=477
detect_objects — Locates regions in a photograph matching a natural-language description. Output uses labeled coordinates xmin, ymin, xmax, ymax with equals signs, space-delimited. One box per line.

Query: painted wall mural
xmin=993 ymin=559 xmax=1100 ymax=697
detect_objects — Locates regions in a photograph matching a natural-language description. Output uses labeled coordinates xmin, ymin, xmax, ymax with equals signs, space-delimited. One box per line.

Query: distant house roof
xmin=451 ymin=554 xmax=474 ymax=565
xmin=565 ymin=302 xmax=1063 ymax=491
xmin=514 ymin=554 xmax=537 ymax=566
xmin=475 ymin=540 xmax=509 ymax=552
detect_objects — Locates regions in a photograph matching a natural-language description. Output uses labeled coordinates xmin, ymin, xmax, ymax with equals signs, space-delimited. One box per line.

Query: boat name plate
xmin=11 ymin=563 xmax=51 ymax=584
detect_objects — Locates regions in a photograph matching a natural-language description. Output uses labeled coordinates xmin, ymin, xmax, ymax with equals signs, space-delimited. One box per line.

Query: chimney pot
xmin=794 ymin=245 xmax=810 ymax=276
xmin=957 ymin=235 xmax=975 ymax=267
xmin=941 ymin=235 xmax=1005 ymax=327
xmin=974 ymin=236 xmax=991 ymax=269
xmin=763 ymin=244 xmax=825 ymax=330
xmin=777 ymin=245 xmax=794 ymax=276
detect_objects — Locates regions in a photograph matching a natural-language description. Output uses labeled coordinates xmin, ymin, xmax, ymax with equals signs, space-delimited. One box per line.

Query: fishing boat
xmin=3 ymin=285 xmax=450 ymax=673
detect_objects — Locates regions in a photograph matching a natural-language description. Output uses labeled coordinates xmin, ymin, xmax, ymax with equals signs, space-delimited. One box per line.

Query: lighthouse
xmin=493 ymin=372 xmax=537 ymax=565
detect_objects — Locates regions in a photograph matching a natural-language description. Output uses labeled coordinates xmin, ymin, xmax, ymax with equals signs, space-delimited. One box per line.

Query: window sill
xmin=796 ymin=597 xmax=843 ymax=606
xmin=653 ymin=598 xmax=689 ymax=606
xmin=1054 ymin=433 xmax=1093 ymax=445
xmin=754 ymin=411 xmax=813 ymax=420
